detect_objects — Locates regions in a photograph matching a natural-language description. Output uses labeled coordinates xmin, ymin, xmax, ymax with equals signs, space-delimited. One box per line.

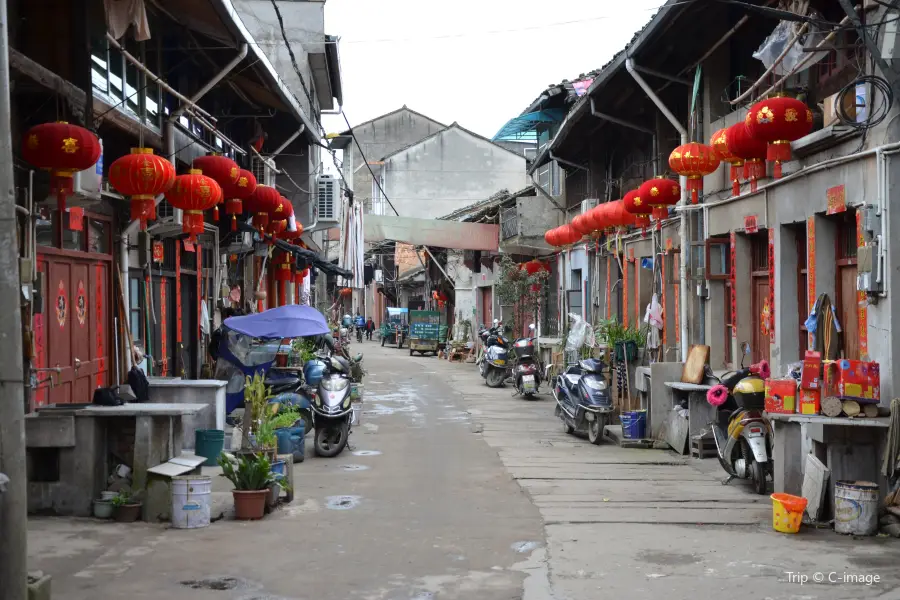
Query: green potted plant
xmin=218 ymin=452 xmax=276 ymax=520
xmin=111 ymin=490 xmax=143 ymax=522
xmin=596 ymin=319 xmax=646 ymax=362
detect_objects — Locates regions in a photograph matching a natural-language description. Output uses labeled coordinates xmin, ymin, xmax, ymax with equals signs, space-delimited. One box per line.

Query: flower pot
xmin=114 ymin=503 xmax=142 ymax=523
xmin=100 ymin=490 xmax=118 ymax=501
xmin=267 ymin=483 xmax=281 ymax=509
xmin=232 ymin=490 xmax=268 ymax=520
xmin=93 ymin=500 xmax=114 ymax=519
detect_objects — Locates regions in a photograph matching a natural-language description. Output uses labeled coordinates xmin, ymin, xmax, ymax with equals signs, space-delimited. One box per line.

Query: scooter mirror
xmin=741 ymin=342 xmax=751 ymax=356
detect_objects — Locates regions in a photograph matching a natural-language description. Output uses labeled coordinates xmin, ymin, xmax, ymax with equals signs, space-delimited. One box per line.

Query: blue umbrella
xmin=224 ymin=305 xmax=329 ymax=339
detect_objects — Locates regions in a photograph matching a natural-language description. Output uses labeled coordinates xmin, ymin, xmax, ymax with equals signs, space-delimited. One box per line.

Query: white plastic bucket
xmin=834 ymin=480 xmax=879 ymax=536
xmin=171 ymin=476 xmax=212 ymax=529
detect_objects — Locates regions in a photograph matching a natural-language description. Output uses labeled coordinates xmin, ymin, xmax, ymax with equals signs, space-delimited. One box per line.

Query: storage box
xmin=765 ymin=378 xmax=798 ymax=414
xmin=799 ymin=388 xmax=821 ymax=415
xmin=823 ymin=360 xmax=880 ymax=403
xmin=800 ymin=351 xmax=822 ymax=390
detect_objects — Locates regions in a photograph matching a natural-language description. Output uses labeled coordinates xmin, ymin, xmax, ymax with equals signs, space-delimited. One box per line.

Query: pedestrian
xmin=366 ymin=316 xmax=375 ymax=340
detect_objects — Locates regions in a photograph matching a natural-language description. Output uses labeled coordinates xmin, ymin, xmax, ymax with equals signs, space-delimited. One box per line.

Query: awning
xmin=365 ymin=215 xmax=499 ymax=251
xmin=492 ymin=109 xmax=565 ymax=142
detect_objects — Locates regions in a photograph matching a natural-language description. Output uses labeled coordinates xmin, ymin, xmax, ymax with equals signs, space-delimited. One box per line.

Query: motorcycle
xmin=478 ymin=320 xmax=510 ymax=388
xmin=553 ymin=358 xmax=612 ymax=445
xmin=706 ymin=342 xmax=772 ymax=495
xmin=512 ymin=323 xmax=541 ymax=398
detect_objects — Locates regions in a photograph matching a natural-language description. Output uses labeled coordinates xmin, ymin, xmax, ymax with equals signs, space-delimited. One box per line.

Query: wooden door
xmin=750 ymin=233 xmax=770 ymax=365
xmin=481 ymin=287 xmax=493 ymax=326
xmin=151 ymin=276 xmax=177 ymax=376
xmin=45 ymin=258 xmax=109 ymax=405
xmin=838 ymin=264 xmax=859 ymax=360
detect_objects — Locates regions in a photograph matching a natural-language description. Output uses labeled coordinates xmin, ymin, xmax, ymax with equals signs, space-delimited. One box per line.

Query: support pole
xmin=0 ymin=0 xmax=28 ymax=597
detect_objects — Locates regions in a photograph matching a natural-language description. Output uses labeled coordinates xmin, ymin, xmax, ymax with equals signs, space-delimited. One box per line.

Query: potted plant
xmin=111 ymin=490 xmax=143 ymax=522
xmin=218 ymin=452 xmax=276 ymax=520
xmin=93 ymin=498 xmax=114 ymax=519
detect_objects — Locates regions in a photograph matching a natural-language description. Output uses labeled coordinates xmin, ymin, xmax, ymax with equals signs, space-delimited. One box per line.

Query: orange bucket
xmin=771 ymin=493 xmax=807 ymax=533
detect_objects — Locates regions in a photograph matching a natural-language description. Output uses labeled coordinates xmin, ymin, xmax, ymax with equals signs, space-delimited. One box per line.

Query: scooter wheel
xmin=750 ymin=460 xmax=768 ymax=495
xmin=314 ymin=422 xmax=348 ymax=458
xmin=588 ymin=416 xmax=605 ymax=445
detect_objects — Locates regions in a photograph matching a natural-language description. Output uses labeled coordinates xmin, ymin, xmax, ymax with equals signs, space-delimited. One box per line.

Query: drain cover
xmin=325 ymin=495 xmax=361 ymax=510
xmin=352 ymin=450 xmax=381 ymax=456
xmin=181 ymin=577 xmax=240 ymax=591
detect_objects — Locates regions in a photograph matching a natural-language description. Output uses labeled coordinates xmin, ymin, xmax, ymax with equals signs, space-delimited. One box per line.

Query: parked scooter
xmin=553 ymin=358 xmax=612 ymax=444
xmin=512 ymin=324 xmax=541 ymax=398
xmin=706 ymin=342 xmax=772 ymax=495
xmin=478 ymin=320 xmax=511 ymax=388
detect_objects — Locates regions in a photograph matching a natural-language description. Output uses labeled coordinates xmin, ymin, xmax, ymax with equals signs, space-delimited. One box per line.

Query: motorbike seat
xmin=265 ymin=376 xmax=300 ymax=391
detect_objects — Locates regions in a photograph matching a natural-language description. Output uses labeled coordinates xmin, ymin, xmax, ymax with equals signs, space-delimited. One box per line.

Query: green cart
xmin=409 ymin=310 xmax=444 ymax=356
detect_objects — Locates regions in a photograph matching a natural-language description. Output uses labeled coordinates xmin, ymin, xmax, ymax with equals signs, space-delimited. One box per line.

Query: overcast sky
xmin=320 ymin=0 xmax=666 ymax=139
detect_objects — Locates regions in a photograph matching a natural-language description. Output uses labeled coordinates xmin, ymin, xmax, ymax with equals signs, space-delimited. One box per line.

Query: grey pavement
xmin=26 ymin=343 xmax=900 ymax=600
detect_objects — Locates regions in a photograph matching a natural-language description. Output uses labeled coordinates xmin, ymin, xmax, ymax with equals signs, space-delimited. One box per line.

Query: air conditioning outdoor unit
xmin=581 ymin=198 xmax=598 ymax=214
xmin=250 ymin=154 xmax=277 ymax=187
xmin=317 ymin=174 xmax=340 ymax=223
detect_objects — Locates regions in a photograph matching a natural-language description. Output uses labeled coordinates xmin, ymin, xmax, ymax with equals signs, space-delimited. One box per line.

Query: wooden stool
xmin=690 ymin=433 xmax=717 ymax=459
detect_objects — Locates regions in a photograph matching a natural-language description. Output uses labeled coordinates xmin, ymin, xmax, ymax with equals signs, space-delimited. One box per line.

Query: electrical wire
xmin=836 ymin=75 xmax=893 ymax=130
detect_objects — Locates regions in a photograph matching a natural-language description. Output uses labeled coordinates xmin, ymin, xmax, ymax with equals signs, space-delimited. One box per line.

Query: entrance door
xmin=151 ymin=276 xmax=177 ymax=377
xmin=43 ymin=258 xmax=110 ymax=405
xmin=481 ymin=287 xmax=493 ymax=326
xmin=838 ymin=264 xmax=859 ymax=360
xmin=749 ymin=233 xmax=771 ymax=365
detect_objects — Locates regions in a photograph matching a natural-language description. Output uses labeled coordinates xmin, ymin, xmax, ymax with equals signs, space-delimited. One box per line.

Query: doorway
xmin=750 ymin=232 xmax=771 ymax=365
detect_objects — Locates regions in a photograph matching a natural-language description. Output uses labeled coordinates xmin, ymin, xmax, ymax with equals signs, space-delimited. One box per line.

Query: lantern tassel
xmin=687 ymin=178 xmax=702 ymax=205
xmin=774 ymin=161 xmax=783 ymax=179
xmin=231 ymin=215 xmax=237 ymax=231
xmin=730 ymin=164 xmax=742 ymax=197
xmin=213 ymin=206 xmax=219 ymax=220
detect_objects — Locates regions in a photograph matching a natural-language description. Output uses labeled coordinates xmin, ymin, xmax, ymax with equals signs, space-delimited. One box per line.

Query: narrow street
xmin=28 ymin=343 xmax=900 ymax=600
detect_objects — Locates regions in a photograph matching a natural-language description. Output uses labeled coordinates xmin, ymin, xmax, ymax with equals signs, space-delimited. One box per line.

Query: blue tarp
xmin=492 ymin=109 xmax=565 ymax=142
xmin=224 ymin=305 xmax=329 ymax=339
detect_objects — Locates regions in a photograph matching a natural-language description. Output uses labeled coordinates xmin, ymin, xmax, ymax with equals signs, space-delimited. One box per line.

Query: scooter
xmin=476 ymin=320 xmax=498 ymax=379
xmin=706 ymin=342 xmax=773 ymax=495
xmin=479 ymin=321 xmax=510 ymax=388
xmin=512 ymin=324 xmax=541 ymax=398
xmin=553 ymin=358 xmax=612 ymax=444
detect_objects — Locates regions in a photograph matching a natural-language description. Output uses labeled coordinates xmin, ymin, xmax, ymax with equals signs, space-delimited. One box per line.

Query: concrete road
xmin=27 ymin=343 xmax=900 ymax=600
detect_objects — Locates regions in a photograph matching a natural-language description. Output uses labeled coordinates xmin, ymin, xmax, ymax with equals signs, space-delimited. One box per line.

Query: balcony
xmin=500 ymin=207 xmax=518 ymax=241
xmin=499 ymin=199 xmax=558 ymax=257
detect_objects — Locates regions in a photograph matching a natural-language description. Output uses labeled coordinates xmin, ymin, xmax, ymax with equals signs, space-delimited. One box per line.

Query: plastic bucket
xmin=771 ymin=493 xmax=807 ymax=533
xmin=271 ymin=460 xmax=286 ymax=477
xmin=194 ymin=429 xmax=225 ymax=467
xmin=171 ymin=476 xmax=212 ymax=529
xmin=835 ymin=481 xmax=879 ymax=536
xmin=275 ymin=428 xmax=293 ymax=455
xmin=620 ymin=410 xmax=646 ymax=440
xmin=285 ymin=423 xmax=305 ymax=463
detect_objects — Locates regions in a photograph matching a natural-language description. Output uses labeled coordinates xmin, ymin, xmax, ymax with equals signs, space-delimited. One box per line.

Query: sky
xmin=320 ymin=0 xmax=667 ymax=140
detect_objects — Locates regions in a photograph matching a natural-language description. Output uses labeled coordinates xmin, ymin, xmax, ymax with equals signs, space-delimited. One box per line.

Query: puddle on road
xmin=352 ymin=449 xmax=381 ymax=456
xmin=340 ymin=464 xmax=370 ymax=471
xmin=512 ymin=541 xmax=541 ymax=554
xmin=325 ymin=495 xmax=362 ymax=510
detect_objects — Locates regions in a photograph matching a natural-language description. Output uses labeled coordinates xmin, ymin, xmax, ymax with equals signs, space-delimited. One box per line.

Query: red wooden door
xmin=44 ymin=258 xmax=109 ymax=405
xmin=481 ymin=287 xmax=493 ymax=326
xmin=751 ymin=277 xmax=771 ymax=365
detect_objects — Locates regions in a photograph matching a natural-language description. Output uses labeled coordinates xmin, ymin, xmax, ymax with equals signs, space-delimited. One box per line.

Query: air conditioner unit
xmin=251 ymin=154 xmax=276 ymax=187
xmin=581 ymin=198 xmax=598 ymax=214
xmin=317 ymin=174 xmax=340 ymax=223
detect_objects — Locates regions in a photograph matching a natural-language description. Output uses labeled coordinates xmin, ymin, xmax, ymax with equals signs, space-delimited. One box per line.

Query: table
xmin=28 ymin=403 xmax=207 ymax=520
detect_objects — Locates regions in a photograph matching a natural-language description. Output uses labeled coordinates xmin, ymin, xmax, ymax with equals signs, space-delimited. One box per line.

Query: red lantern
xmin=520 ymin=260 xmax=549 ymax=275
xmin=22 ymin=122 xmax=102 ymax=213
xmin=710 ymin=127 xmax=743 ymax=197
xmin=638 ymin=178 xmax=681 ymax=230
xmin=726 ymin=123 xmax=768 ymax=193
xmin=221 ymin=169 xmax=258 ymax=231
xmin=607 ymin=200 xmax=636 ymax=229
xmin=634 ymin=214 xmax=651 ymax=233
xmin=589 ymin=203 xmax=611 ymax=233
xmin=193 ymin=154 xmax=240 ymax=220
xmin=279 ymin=226 xmax=303 ymax=242
xmin=559 ymin=223 xmax=580 ymax=246
xmin=544 ymin=228 xmax=560 ymax=247
xmin=269 ymin=196 xmax=293 ymax=224
xmin=294 ymin=267 xmax=309 ymax=285
xmin=623 ymin=188 xmax=651 ymax=236
xmin=246 ymin=185 xmax=281 ymax=232
xmin=108 ymin=148 xmax=176 ymax=230
xmin=669 ymin=142 xmax=720 ymax=204
xmin=275 ymin=252 xmax=293 ymax=282
xmin=572 ymin=213 xmax=592 ymax=236
xmin=745 ymin=96 xmax=813 ymax=178
xmin=165 ymin=169 xmax=222 ymax=241
xmin=269 ymin=219 xmax=288 ymax=237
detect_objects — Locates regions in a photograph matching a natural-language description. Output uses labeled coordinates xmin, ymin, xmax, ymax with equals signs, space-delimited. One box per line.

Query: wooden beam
xmin=9 ymin=47 xmax=163 ymax=149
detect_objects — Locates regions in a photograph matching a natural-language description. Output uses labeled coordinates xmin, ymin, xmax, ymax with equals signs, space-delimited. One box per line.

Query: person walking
xmin=366 ymin=317 xmax=375 ymax=341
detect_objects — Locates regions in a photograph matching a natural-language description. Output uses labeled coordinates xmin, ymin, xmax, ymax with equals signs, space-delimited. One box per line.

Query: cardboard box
xmin=799 ymin=388 xmax=821 ymax=415
xmin=801 ymin=351 xmax=822 ymax=390
xmin=823 ymin=360 xmax=880 ymax=403
xmin=822 ymin=91 xmax=856 ymax=127
xmin=765 ymin=378 xmax=798 ymax=414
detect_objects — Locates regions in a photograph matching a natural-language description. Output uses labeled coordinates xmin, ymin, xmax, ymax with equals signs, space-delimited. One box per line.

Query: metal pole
xmin=0 ymin=0 xmax=28 ymax=596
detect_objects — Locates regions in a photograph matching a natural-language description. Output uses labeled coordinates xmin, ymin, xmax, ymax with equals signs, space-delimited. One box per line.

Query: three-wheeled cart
xmin=408 ymin=310 xmax=443 ymax=356
xmin=380 ymin=307 xmax=408 ymax=348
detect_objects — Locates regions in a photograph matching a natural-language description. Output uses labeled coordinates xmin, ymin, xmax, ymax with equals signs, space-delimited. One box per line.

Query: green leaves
xmin=217 ymin=453 xmax=276 ymax=491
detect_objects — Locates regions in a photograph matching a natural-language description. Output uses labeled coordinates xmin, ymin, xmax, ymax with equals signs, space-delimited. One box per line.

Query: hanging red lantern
xmin=726 ymin=122 xmax=768 ymax=193
xmin=220 ymin=169 xmax=258 ymax=231
xmin=710 ymin=127 xmax=743 ymax=197
xmin=638 ymin=178 xmax=681 ymax=230
xmin=279 ymin=226 xmax=303 ymax=242
xmin=22 ymin=122 xmax=102 ymax=214
xmin=572 ymin=213 xmax=593 ymax=236
xmin=520 ymin=260 xmax=549 ymax=275
xmin=193 ymin=154 xmax=240 ymax=221
xmin=544 ymin=228 xmax=560 ymax=247
xmin=559 ymin=223 xmax=581 ymax=246
xmin=275 ymin=252 xmax=293 ymax=282
xmin=745 ymin=96 xmax=813 ymax=178
xmin=607 ymin=200 xmax=636 ymax=230
xmin=623 ymin=188 xmax=651 ymax=236
xmin=268 ymin=219 xmax=288 ymax=237
xmin=294 ymin=267 xmax=309 ymax=285
xmin=165 ymin=169 xmax=222 ymax=241
xmin=246 ymin=185 xmax=281 ymax=232
xmin=589 ymin=203 xmax=612 ymax=234
xmin=269 ymin=196 xmax=293 ymax=224
xmin=669 ymin=142 xmax=720 ymax=204
xmin=108 ymin=148 xmax=176 ymax=230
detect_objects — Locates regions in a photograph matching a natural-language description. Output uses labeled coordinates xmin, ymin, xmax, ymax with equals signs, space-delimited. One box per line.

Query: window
xmin=130 ymin=276 xmax=143 ymax=343
xmin=87 ymin=219 xmax=110 ymax=254
xmin=705 ymin=237 xmax=730 ymax=280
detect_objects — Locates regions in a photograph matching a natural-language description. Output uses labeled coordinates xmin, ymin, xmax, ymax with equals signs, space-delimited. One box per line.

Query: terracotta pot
xmin=114 ymin=503 xmax=142 ymax=522
xmin=233 ymin=490 xmax=268 ymax=520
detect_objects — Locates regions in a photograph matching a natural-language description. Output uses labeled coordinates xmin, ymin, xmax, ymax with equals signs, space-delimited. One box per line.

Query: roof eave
xmin=325 ymin=35 xmax=344 ymax=108
xmin=212 ymin=0 xmax=321 ymax=142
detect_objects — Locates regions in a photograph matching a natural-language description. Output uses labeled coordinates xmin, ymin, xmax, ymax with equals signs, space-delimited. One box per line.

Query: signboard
xmin=729 ymin=231 xmax=737 ymax=338
xmin=826 ymin=184 xmax=846 ymax=215
xmin=744 ymin=215 xmax=759 ymax=234
xmin=807 ymin=218 xmax=816 ymax=350
xmin=856 ymin=210 xmax=869 ymax=359
xmin=768 ymin=228 xmax=775 ymax=343
xmin=152 ymin=241 xmax=164 ymax=263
